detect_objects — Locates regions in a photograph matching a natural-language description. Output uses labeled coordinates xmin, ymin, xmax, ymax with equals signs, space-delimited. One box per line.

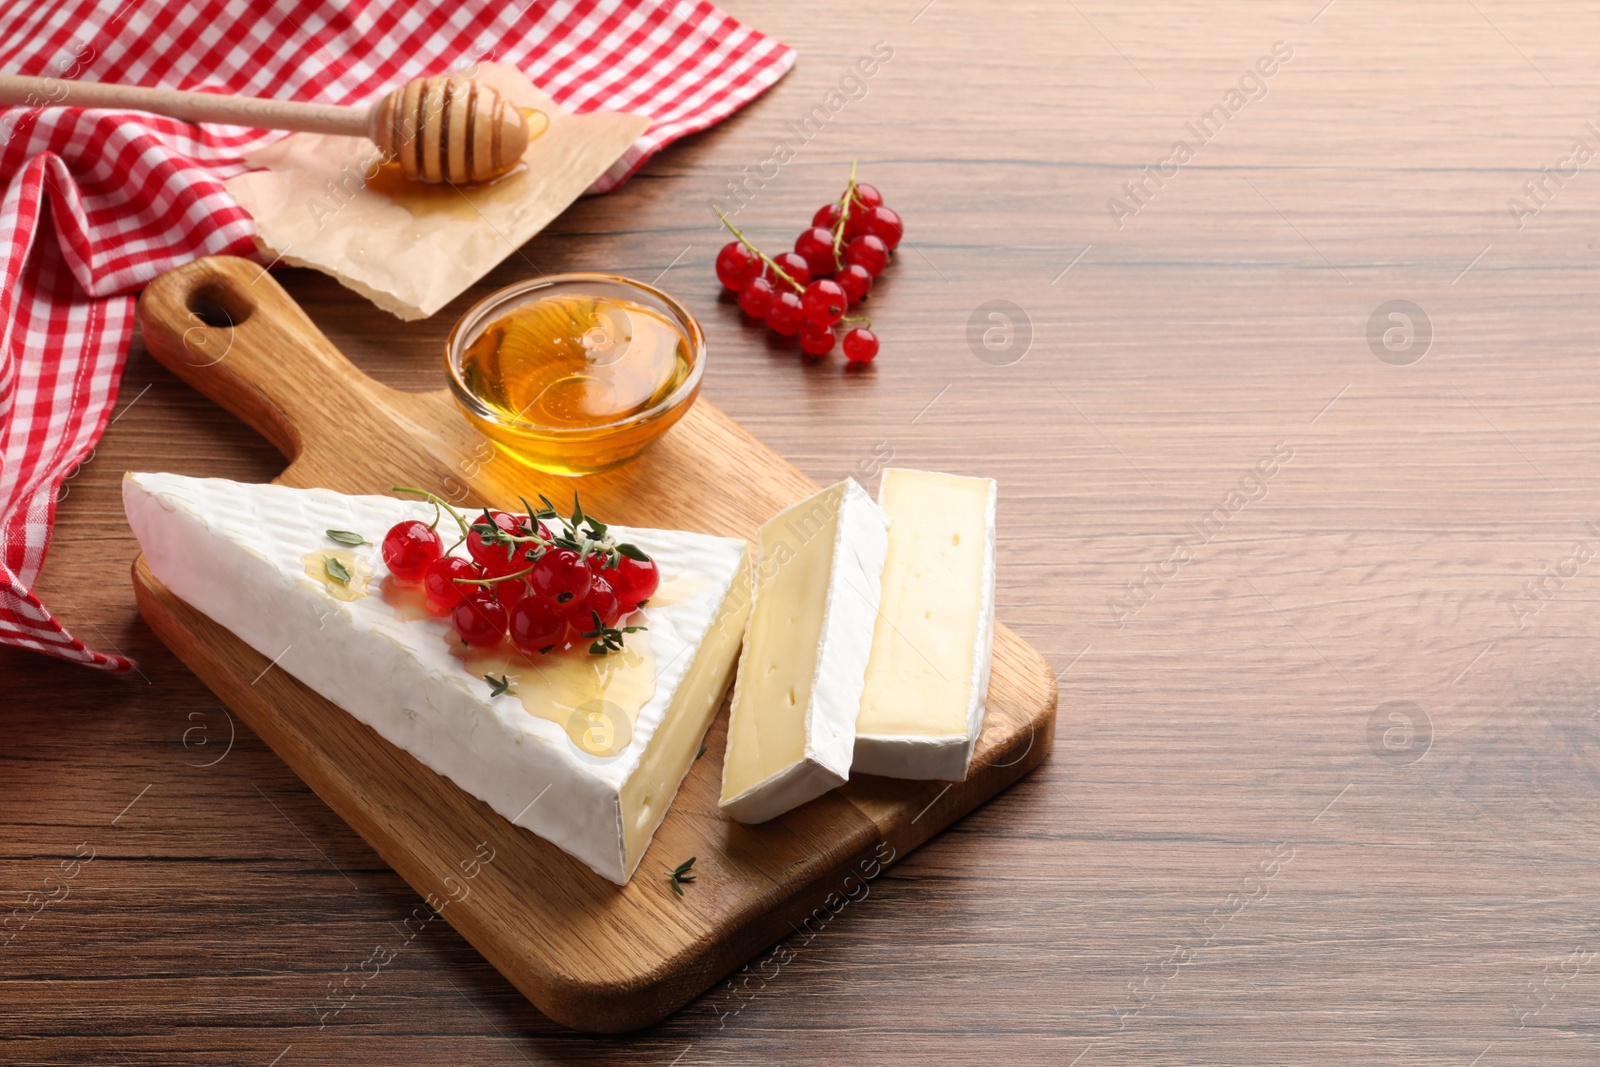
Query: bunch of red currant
xmin=378 ymin=488 xmax=657 ymax=658
xmin=714 ymin=167 xmax=902 ymax=363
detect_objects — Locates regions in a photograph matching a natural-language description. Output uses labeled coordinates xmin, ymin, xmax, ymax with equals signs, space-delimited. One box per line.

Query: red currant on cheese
xmin=467 ymin=510 xmax=526 ymax=573
xmin=843 ymin=235 xmax=889 ymax=277
xmin=531 ymin=547 xmax=591 ymax=605
xmin=794 ymin=226 xmax=840 ymax=277
xmin=860 ymin=205 xmax=903 ymax=250
xmin=836 ymin=263 xmax=872 ymax=304
xmin=715 ymin=241 xmax=762 ymax=291
xmin=582 ymin=575 xmax=623 ymax=629
xmin=842 ymin=327 xmax=879 ymax=363
xmin=738 ymin=277 xmax=775 ymax=318
xmin=422 ymin=556 xmax=477 ymax=614
xmin=452 ymin=594 xmax=508 ymax=648
xmin=801 ymin=279 xmax=848 ymax=326
xmin=766 ymin=252 xmax=812 ymax=289
xmin=765 ymin=290 xmax=804 ymax=336
xmin=509 ymin=599 xmax=566 ymax=655
xmin=612 ymin=555 xmax=659 ymax=606
xmin=799 ymin=323 xmax=837 ymax=357
xmin=496 ymin=575 xmax=535 ymax=613
xmin=382 ymin=520 xmax=442 ymax=582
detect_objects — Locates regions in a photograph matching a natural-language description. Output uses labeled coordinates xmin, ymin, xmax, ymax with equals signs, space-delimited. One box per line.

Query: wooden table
xmin=6 ymin=1 xmax=1600 ymax=1062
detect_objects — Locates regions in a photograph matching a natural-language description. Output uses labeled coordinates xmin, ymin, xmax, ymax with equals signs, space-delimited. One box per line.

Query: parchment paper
xmin=225 ymin=64 xmax=651 ymax=320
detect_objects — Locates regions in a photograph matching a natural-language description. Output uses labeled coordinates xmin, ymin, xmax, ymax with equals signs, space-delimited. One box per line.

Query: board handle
xmin=137 ymin=256 xmax=373 ymax=460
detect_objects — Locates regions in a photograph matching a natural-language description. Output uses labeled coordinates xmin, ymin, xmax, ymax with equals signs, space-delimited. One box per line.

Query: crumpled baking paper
xmin=225 ymin=64 xmax=650 ymax=320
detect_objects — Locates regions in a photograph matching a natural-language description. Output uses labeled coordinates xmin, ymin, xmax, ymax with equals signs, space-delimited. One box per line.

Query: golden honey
xmin=446 ymin=275 xmax=704 ymax=476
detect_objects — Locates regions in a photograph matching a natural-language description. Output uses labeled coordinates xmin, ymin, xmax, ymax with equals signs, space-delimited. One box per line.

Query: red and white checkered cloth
xmin=0 ymin=0 xmax=794 ymax=672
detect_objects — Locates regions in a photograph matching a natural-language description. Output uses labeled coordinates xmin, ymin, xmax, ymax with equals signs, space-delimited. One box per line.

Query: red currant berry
xmin=801 ymin=279 xmax=848 ymax=326
xmin=800 ymin=323 xmax=837 ymax=357
xmin=860 ymin=205 xmax=903 ymax=250
xmin=467 ymin=510 xmax=525 ymax=573
xmin=581 ymin=575 xmax=622 ymax=629
xmin=850 ymin=183 xmax=884 ymax=210
xmin=836 ymin=263 xmax=873 ymax=304
xmin=452 ymin=595 xmax=508 ymax=648
xmin=766 ymin=252 xmax=812 ymax=289
xmin=842 ymin=327 xmax=879 ymax=363
xmin=422 ymin=556 xmax=477 ymax=614
xmin=531 ymin=547 xmax=592 ymax=605
xmin=715 ymin=241 xmax=762 ymax=291
xmin=612 ymin=554 xmax=659 ymax=606
xmin=813 ymin=202 xmax=842 ymax=229
xmin=794 ymin=226 xmax=840 ymax=277
xmin=508 ymin=598 xmax=565 ymax=655
xmin=844 ymin=235 xmax=889 ymax=277
xmin=382 ymin=520 xmax=443 ymax=582
xmin=496 ymin=576 xmax=535 ymax=613
xmin=738 ymin=277 xmax=775 ymax=318
xmin=765 ymin=290 xmax=804 ymax=336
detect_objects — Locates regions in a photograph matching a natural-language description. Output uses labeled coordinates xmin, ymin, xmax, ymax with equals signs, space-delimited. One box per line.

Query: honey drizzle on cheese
xmin=300 ymin=549 xmax=372 ymax=601
xmin=451 ymin=611 xmax=657 ymax=757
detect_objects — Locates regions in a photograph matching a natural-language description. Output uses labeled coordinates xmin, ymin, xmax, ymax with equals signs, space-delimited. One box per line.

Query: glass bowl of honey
xmin=445 ymin=273 xmax=704 ymax=476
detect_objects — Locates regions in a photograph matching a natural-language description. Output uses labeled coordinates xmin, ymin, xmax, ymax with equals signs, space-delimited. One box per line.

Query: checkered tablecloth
xmin=0 ymin=0 xmax=793 ymax=671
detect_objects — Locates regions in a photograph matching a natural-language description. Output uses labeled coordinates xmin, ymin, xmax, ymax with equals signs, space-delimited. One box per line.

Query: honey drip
xmin=300 ymin=549 xmax=372 ymax=601
xmin=452 ymin=618 xmax=657 ymax=758
xmin=457 ymin=294 xmax=690 ymax=428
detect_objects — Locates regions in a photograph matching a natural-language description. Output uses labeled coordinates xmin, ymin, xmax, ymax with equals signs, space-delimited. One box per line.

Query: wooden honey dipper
xmin=0 ymin=73 xmax=538 ymax=184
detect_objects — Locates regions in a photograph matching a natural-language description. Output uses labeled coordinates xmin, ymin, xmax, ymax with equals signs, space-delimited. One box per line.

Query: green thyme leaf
xmin=695 ymin=743 xmax=707 ymax=761
xmin=325 ymin=529 xmax=369 ymax=547
xmin=324 ymin=557 xmax=352 ymax=584
xmin=617 ymin=542 xmax=649 ymax=562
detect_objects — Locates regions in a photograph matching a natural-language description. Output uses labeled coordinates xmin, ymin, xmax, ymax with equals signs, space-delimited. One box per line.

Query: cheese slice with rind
xmin=719 ymin=479 xmax=889 ymax=823
xmin=123 ymin=472 xmax=750 ymax=884
xmin=853 ymin=469 xmax=997 ymax=781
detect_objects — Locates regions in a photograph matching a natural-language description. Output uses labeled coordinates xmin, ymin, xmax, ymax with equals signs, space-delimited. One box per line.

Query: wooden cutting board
xmin=129 ymin=256 xmax=1057 ymax=1033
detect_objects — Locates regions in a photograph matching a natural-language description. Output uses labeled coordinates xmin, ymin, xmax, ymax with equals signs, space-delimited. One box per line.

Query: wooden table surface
xmin=7 ymin=1 xmax=1600 ymax=1062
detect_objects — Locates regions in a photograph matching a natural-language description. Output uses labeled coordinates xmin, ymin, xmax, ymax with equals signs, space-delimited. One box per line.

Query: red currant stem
xmin=456 ymin=564 xmax=538 ymax=586
xmin=831 ymin=159 xmax=859 ymax=259
xmin=714 ymin=207 xmax=803 ymax=293
xmin=392 ymin=486 xmax=471 ymax=539
xmin=841 ymin=313 xmax=872 ymax=328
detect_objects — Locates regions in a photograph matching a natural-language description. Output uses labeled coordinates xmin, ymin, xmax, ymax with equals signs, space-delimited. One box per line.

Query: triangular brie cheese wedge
xmin=124 ymin=472 xmax=750 ymax=885
xmin=719 ymin=479 xmax=889 ymax=823
xmin=853 ymin=469 xmax=997 ymax=781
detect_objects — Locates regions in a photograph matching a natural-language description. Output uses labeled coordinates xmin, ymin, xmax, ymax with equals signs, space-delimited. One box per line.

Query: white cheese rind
xmin=719 ymin=479 xmax=889 ymax=823
xmin=123 ymin=472 xmax=748 ymax=884
xmin=852 ymin=469 xmax=998 ymax=781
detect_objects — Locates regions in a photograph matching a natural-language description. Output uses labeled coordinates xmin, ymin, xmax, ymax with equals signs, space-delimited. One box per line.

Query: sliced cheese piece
xmin=123 ymin=472 xmax=750 ymax=885
xmin=853 ymin=468 xmax=997 ymax=781
xmin=719 ymin=479 xmax=889 ymax=823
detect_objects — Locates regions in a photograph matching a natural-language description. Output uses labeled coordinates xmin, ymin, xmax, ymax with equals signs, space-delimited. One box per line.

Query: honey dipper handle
xmin=0 ymin=74 xmax=370 ymax=137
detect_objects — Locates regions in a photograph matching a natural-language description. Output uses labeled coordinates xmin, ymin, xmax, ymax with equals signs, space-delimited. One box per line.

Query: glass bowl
xmin=445 ymin=273 xmax=705 ymax=476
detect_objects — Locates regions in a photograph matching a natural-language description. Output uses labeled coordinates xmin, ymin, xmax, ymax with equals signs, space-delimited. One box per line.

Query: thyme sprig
xmin=581 ymin=610 xmax=646 ymax=656
xmin=667 ymin=856 xmax=697 ymax=896
xmin=485 ymin=674 xmax=515 ymax=698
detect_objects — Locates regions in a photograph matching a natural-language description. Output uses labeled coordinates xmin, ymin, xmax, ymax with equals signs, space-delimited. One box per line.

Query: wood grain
xmin=123 ymin=254 xmax=1053 ymax=1032
xmin=7 ymin=0 xmax=1600 ymax=1062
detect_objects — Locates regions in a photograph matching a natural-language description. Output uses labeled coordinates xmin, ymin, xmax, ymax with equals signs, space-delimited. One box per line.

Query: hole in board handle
xmin=185 ymin=281 xmax=254 ymax=330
